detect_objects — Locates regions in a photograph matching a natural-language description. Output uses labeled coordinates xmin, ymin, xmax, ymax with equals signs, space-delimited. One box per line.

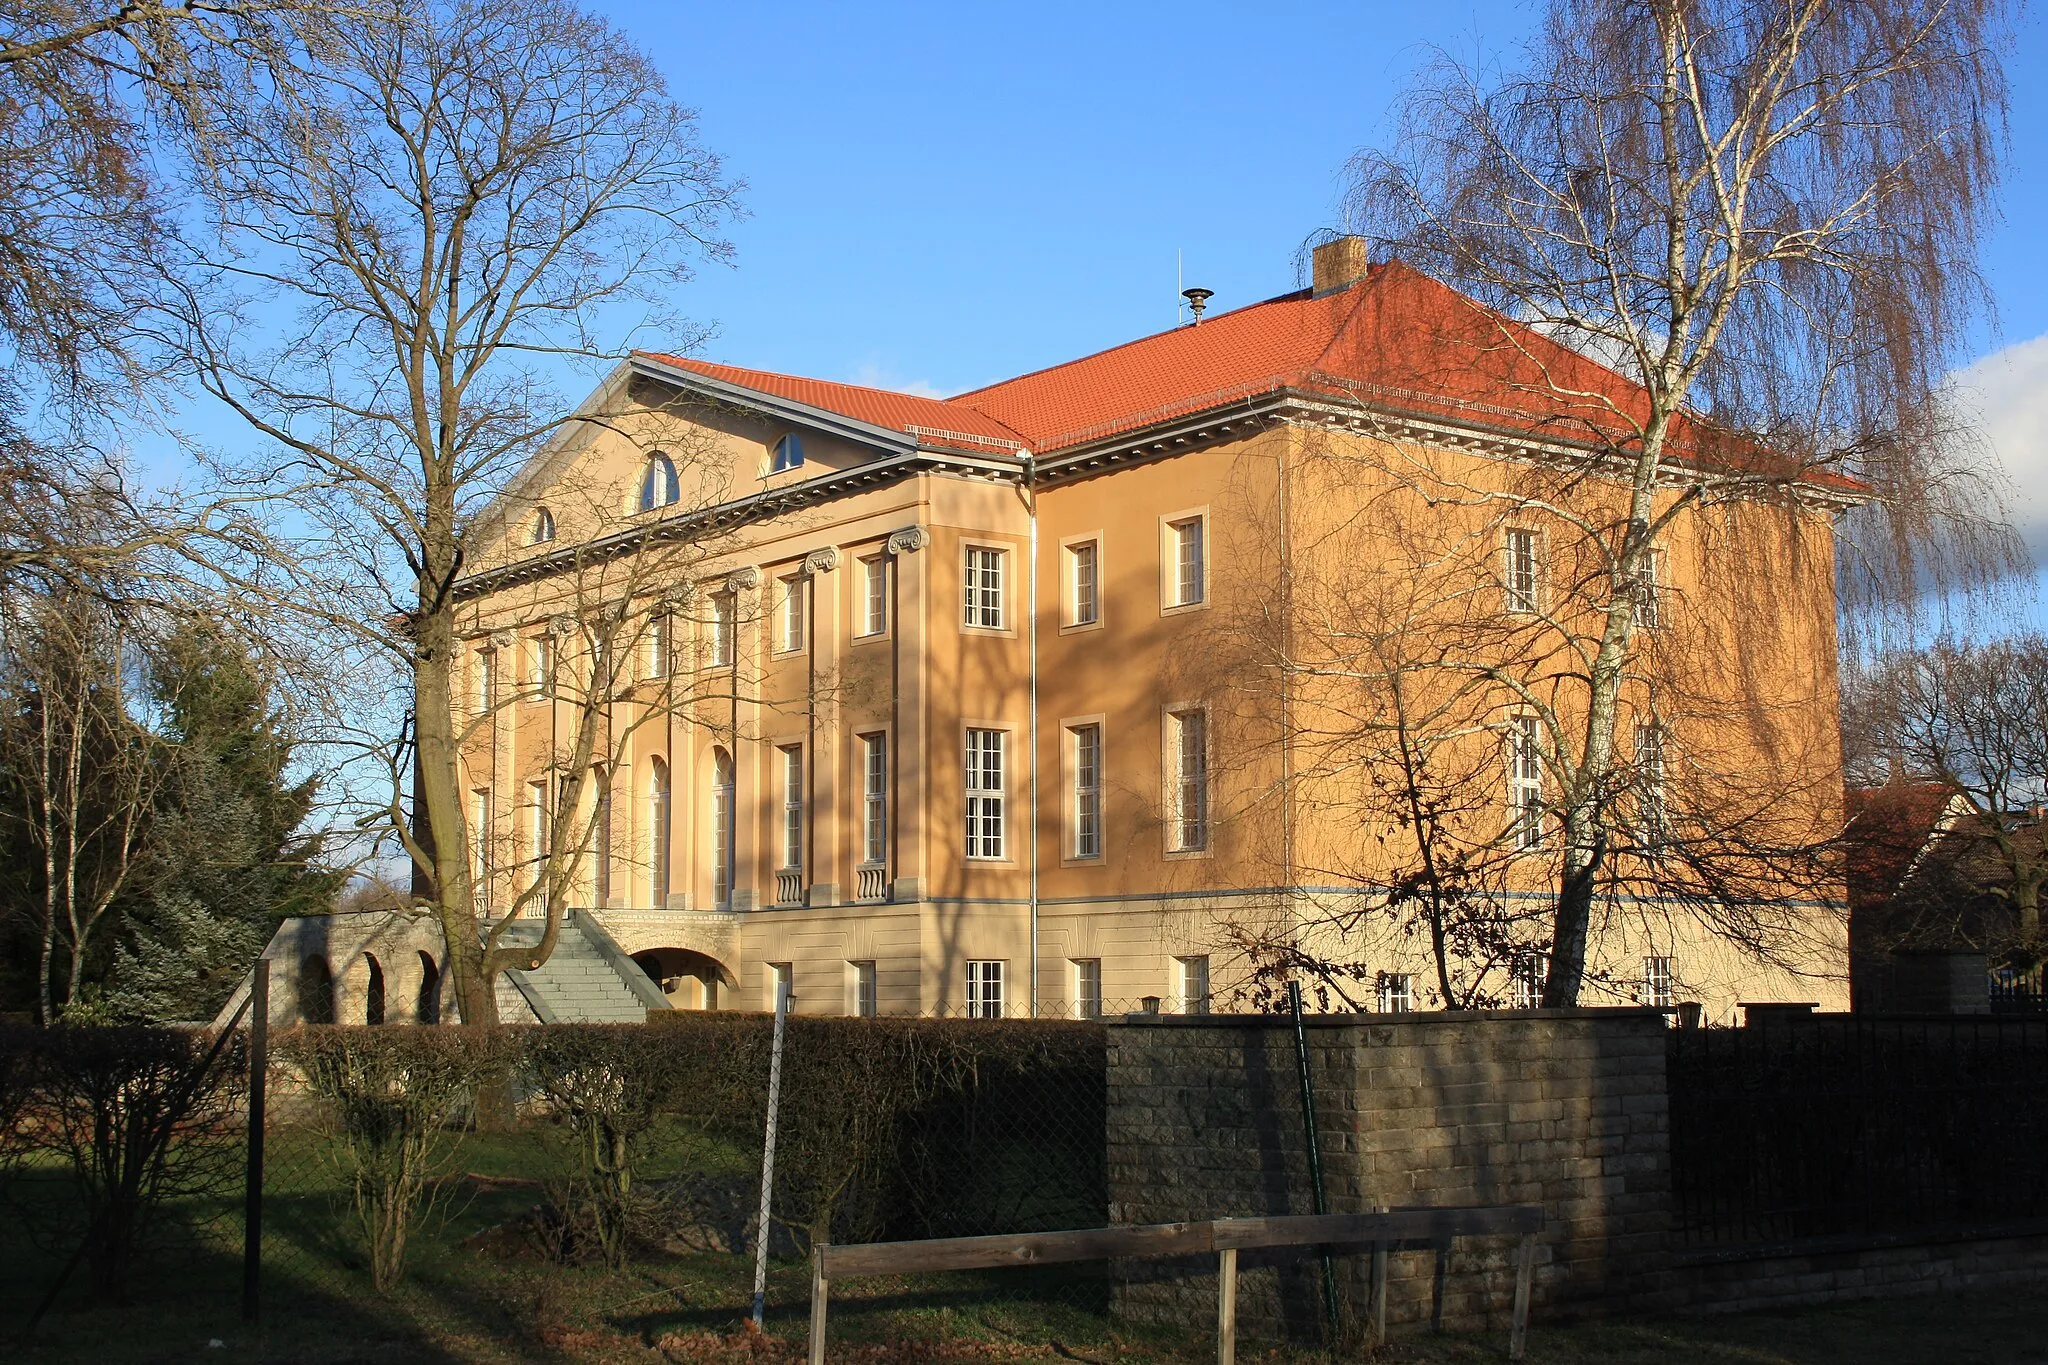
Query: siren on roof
xmin=1182 ymin=287 xmax=1214 ymax=325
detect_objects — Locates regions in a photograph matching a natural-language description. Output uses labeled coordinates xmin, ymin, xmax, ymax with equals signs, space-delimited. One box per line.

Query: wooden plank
xmin=1211 ymin=1205 xmax=1541 ymax=1252
xmin=1216 ymin=1247 xmax=1236 ymax=1365
xmin=818 ymin=1220 xmax=1215 ymax=1279
xmin=1508 ymin=1231 xmax=1537 ymax=1362
xmin=808 ymin=1247 xmax=828 ymax=1365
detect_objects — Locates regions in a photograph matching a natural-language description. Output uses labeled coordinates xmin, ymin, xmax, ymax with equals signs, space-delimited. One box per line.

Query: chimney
xmin=1311 ymin=235 xmax=1371 ymax=297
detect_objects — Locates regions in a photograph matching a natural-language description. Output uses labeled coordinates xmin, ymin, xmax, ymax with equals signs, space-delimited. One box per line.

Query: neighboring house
xmin=1846 ymin=781 xmax=2046 ymax=1013
xmin=446 ymin=235 xmax=1851 ymax=1023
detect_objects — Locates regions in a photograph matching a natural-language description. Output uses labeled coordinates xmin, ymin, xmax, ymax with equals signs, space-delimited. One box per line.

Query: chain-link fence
xmin=6 ymin=1003 xmax=1258 ymax=1363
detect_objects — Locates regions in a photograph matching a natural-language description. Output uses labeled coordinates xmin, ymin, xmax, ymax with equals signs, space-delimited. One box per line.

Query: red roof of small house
xmin=1843 ymin=782 xmax=1961 ymax=916
xmin=640 ymin=262 xmax=1864 ymax=492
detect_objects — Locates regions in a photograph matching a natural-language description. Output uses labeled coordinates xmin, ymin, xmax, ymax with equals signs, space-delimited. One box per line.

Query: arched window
xmin=649 ymin=757 xmax=672 ymax=903
xmin=297 ymin=955 xmax=335 ymax=1025
xmin=711 ymin=747 xmax=735 ymax=911
xmin=770 ymin=434 xmax=806 ymax=474
xmin=364 ymin=953 xmax=386 ymax=1026
xmin=530 ymin=507 xmax=556 ymax=544
xmin=416 ymin=952 xmax=441 ymax=1024
xmin=639 ymin=453 xmax=680 ymax=510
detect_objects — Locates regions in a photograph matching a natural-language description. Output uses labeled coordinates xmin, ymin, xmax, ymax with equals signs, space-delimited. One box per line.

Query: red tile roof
xmin=643 ymin=263 xmax=1862 ymax=492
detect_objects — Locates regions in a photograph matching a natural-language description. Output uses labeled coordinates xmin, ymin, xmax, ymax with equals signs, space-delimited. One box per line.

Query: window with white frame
xmin=1071 ymin=723 xmax=1102 ymax=859
xmin=639 ymin=453 xmax=680 ymax=510
xmin=966 ymin=959 xmax=1005 ymax=1018
xmin=530 ymin=506 xmax=556 ymax=544
xmin=771 ymin=433 xmax=806 ymax=473
xmin=1510 ymin=714 xmax=1544 ymax=850
xmin=648 ymin=757 xmax=671 ymax=902
xmin=1068 ymin=540 xmax=1100 ymax=625
xmin=1642 ymin=955 xmax=1675 ymax=1008
xmin=963 ymin=546 xmax=1004 ymax=629
xmin=646 ymin=611 xmax=670 ymax=679
xmin=777 ymin=575 xmax=805 ymax=653
xmin=767 ymin=961 xmax=793 ymax=1012
xmin=474 ymin=648 xmax=496 ymax=715
xmin=710 ymin=748 xmax=734 ymax=910
xmin=1636 ymin=721 xmax=1668 ymax=848
xmin=527 ymin=634 xmax=555 ymax=697
xmin=1073 ymin=958 xmax=1102 ymax=1020
xmin=965 ymin=728 xmax=1006 ymax=859
xmin=1168 ymin=709 xmax=1208 ymax=852
xmin=1513 ymin=952 xmax=1548 ymax=1009
xmin=859 ymin=555 xmax=888 ymax=636
xmin=851 ymin=961 xmax=877 ymax=1018
xmin=527 ymin=778 xmax=550 ymax=867
xmin=1505 ymin=528 xmax=1540 ymax=614
xmin=1630 ymin=547 xmax=1665 ymax=628
xmin=779 ymin=745 xmax=804 ymax=870
xmin=1377 ymin=971 xmax=1414 ymax=1013
xmin=1168 ymin=517 xmax=1205 ymax=607
xmin=709 ymin=591 xmax=735 ymax=668
xmin=1178 ymin=955 xmax=1211 ymax=1015
xmin=471 ymin=787 xmax=494 ymax=883
xmin=860 ymin=733 xmax=887 ymax=866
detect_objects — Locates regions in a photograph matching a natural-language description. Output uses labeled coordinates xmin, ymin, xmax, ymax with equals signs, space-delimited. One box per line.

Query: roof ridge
xmin=948 ymin=286 xmax=1316 ymax=406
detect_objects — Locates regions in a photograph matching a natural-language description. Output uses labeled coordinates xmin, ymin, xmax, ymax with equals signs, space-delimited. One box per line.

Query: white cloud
xmin=845 ymin=360 xmax=945 ymax=399
xmin=1952 ymin=333 xmax=2048 ymax=574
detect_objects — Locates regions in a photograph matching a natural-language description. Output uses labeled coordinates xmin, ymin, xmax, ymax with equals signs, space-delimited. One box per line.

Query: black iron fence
xmin=1667 ymin=1015 xmax=2048 ymax=1248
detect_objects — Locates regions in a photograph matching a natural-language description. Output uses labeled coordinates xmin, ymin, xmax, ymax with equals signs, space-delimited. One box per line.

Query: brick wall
xmin=1106 ymin=1009 xmax=1677 ymax=1339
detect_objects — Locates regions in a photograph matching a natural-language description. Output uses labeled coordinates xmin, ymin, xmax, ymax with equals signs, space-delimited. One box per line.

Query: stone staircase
xmin=490 ymin=911 xmax=669 ymax=1023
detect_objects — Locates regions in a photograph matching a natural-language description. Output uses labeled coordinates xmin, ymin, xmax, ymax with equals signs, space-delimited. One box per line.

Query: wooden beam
xmin=817 ymin=1220 xmax=1215 ymax=1278
xmin=1216 ymin=1247 xmax=1237 ymax=1365
xmin=1509 ymin=1232 xmax=1537 ymax=1362
xmin=808 ymin=1246 xmax=828 ymax=1365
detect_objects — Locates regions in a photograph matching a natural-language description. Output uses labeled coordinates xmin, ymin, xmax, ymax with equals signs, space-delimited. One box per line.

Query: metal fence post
xmin=1286 ymin=981 xmax=1341 ymax=1344
xmin=242 ymin=960 xmax=269 ymax=1322
xmin=753 ymin=976 xmax=792 ymax=1329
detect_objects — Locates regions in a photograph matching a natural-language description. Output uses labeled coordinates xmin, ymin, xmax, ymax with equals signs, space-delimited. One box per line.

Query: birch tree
xmin=1344 ymin=0 xmax=2024 ymax=1004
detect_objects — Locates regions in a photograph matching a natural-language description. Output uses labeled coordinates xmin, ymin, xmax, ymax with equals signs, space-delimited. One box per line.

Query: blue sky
xmin=592 ymin=0 xmax=2048 ymax=590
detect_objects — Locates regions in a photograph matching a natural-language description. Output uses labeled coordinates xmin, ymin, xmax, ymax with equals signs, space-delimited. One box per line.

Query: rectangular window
xmin=471 ymin=788 xmax=493 ymax=882
xmin=852 ymin=961 xmax=877 ymax=1018
xmin=965 ymin=728 xmax=1006 ymax=859
xmin=1169 ymin=518 xmax=1205 ymax=607
xmin=475 ymin=648 xmax=496 ymax=715
xmin=1377 ymin=972 xmax=1414 ymax=1014
xmin=966 ymin=959 xmax=1006 ymax=1018
xmin=778 ymin=576 xmax=805 ymax=653
xmin=1513 ymin=952 xmax=1548 ymax=1010
xmin=1178 ymin=955 xmax=1211 ymax=1015
xmin=1510 ymin=714 xmax=1543 ymax=850
xmin=768 ymin=961 xmax=793 ymax=1012
xmin=1169 ymin=710 xmax=1208 ymax=852
xmin=1505 ymin=528 xmax=1539 ymax=614
xmin=710 ymin=591 xmax=735 ymax=667
xmin=860 ymin=555 xmax=888 ymax=637
xmin=861 ymin=733 xmax=888 ymax=865
xmin=646 ymin=612 xmax=670 ymax=679
xmin=779 ymin=745 xmax=804 ymax=870
xmin=527 ymin=778 xmax=550 ymax=866
xmin=1636 ymin=722 xmax=1667 ymax=848
xmin=528 ymin=634 xmax=555 ymax=697
xmin=1068 ymin=540 xmax=1100 ymax=625
xmin=1631 ymin=548 xmax=1665 ymax=628
xmin=1071 ymin=723 xmax=1102 ymax=859
xmin=1643 ymin=956 xmax=1675 ymax=1009
xmin=963 ymin=547 xmax=1004 ymax=629
xmin=1073 ymin=958 xmax=1102 ymax=1020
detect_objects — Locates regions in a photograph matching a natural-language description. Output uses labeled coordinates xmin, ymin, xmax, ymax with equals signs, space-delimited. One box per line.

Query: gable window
xmin=1168 ymin=709 xmax=1208 ymax=852
xmin=1070 ymin=723 xmax=1102 ymax=859
xmin=771 ymin=433 xmax=806 ymax=474
xmin=1510 ymin=714 xmax=1544 ymax=850
xmin=1631 ymin=547 xmax=1666 ymax=628
xmin=777 ymin=575 xmax=805 ymax=653
xmin=966 ymin=959 xmax=1005 ymax=1018
xmin=1505 ymin=528 xmax=1540 ymax=614
xmin=639 ymin=453 xmax=680 ymax=511
xmin=1167 ymin=517 xmax=1205 ymax=607
xmin=965 ymin=728 xmax=1006 ymax=859
xmin=530 ymin=507 xmax=556 ymax=545
xmin=963 ymin=546 xmax=1005 ymax=629
xmin=859 ymin=555 xmax=888 ymax=637
xmin=1068 ymin=540 xmax=1100 ymax=625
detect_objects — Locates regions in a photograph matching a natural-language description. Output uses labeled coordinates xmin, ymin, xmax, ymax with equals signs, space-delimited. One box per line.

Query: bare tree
xmin=1343 ymin=0 xmax=2024 ymax=1004
xmin=158 ymin=0 xmax=738 ymax=1024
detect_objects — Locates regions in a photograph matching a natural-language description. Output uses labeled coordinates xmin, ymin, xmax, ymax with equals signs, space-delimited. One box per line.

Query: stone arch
xmin=631 ymin=947 xmax=732 ymax=1010
xmin=364 ymin=952 xmax=386 ymax=1025
xmin=416 ymin=952 xmax=442 ymax=1024
xmin=297 ymin=954 xmax=335 ymax=1024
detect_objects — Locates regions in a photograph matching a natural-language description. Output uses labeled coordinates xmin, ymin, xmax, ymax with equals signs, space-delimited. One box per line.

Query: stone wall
xmin=1106 ymin=1009 xmax=1676 ymax=1339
